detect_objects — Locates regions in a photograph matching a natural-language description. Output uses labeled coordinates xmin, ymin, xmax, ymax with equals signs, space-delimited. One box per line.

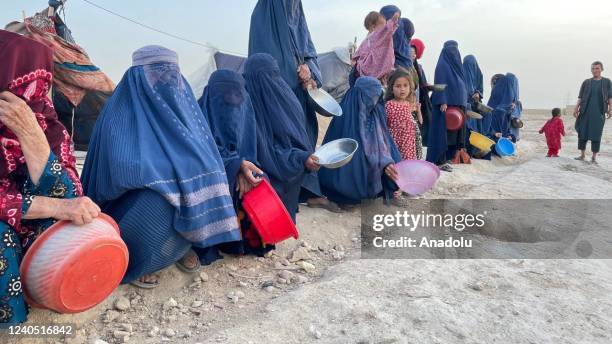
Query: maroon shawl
xmin=0 ymin=30 xmax=81 ymax=230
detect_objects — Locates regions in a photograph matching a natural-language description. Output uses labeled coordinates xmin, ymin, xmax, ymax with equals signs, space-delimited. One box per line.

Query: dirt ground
xmin=7 ymin=110 xmax=612 ymax=344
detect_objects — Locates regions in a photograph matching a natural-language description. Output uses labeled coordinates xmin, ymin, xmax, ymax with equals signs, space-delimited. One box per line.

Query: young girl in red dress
xmin=539 ymin=107 xmax=565 ymax=157
xmin=385 ymin=69 xmax=423 ymax=161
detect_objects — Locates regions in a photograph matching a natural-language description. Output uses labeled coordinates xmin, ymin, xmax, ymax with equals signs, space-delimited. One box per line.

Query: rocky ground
xmin=6 ymin=110 xmax=612 ymax=344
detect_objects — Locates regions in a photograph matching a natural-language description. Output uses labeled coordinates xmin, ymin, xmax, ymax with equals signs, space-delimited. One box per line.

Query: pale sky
xmin=3 ymin=0 xmax=612 ymax=108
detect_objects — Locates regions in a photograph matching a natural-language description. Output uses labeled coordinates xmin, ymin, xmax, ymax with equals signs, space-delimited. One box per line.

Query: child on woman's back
xmin=353 ymin=11 xmax=400 ymax=85
xmin=539 ymin=107 xmax=565 ymax=157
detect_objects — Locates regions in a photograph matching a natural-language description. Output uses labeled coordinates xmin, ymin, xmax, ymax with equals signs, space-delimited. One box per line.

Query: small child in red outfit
xmin=539 ymin=107 xmax=565 ymax=157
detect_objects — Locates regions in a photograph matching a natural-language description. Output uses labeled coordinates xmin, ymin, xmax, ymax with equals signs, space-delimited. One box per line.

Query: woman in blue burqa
xmin=243 ymin=53 xmax=320 ymax=221
xmin=198 ymin=69 xmax=276 ymax=256
xmin=473 ymin=74 xmax=517 ymax=160
xmin=248 ymin=0 xmax=340 ymax=212
xmin=380 ymin=5 xmax=413 ymax=70
xmin=81 ymin=46 xmax=240 ymax=288
xmin=506 ymin=73 xmax=523 ymax=140
xmin=319 ymin=76 xmax=401 ymax=207
xmin=426 ymin=41 xmax=468 ymax=172
xmin=463 ymin=55 xmax=484 ymax=134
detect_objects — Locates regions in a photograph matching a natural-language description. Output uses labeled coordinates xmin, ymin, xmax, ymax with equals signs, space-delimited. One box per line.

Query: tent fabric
xmin=189 ymin=48 xmax=352 ymax=104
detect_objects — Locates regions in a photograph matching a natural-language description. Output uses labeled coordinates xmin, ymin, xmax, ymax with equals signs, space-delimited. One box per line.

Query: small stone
xmin=226 ymin=264 xmax=238 ymax=271
xmin=332 ymin=250 xmax=345 ymax=260
xmin=468 ymin=283 xmax=483 ymax=292
xmin=199 ymin=272 xmax=209 ymax=282
xmin=92 ymin=340 xmax=110 ymax=344
xmin=261 ymin=280 xmax=274 ymax=288
xmin=293 ymin=275 xmax=308 ymax=284
xmin=308 ymin=325 xmax=322 ymax=339
xmin=264 ymin=286 xmax=276 ymax=293
xmin=164 ymin=329 xmax=176 ymax=337
xmin=264 ymin=251 xmax=274 ymax=258
xmin=290 ymin=247 xmax=312 ymax=262
xmin=164 ymin=297 xmax=178 ymax=309
xmin=113 ymin=330 xmax=130 ymax=339
xmin=297 ymin=261 xmax=316 ymax=273
xmin=238 ymin=281 xmax=249 ymax=288
xmin=278 ymin=278 xmax=288 ymax=284
xmin=104 ymin=310 xmax=120 ymax=323
xmin=335 ymin=244 xmax=345 ymax=252
xmin=235 ymin=291 xmax=245 ymax=298
xmin=193 ymin=276 xmax=202 ymax=283
xmin=279 ymin=258 xmax=290 ymax=266
xmin=278 ymin=270 xmax=294 ymax=280
xmin=190 ymin=308 xmax=203 ymax=316
xmin=148 ymin=327 xmax=160 ymax=337
xmin=351 ymin=237 xmax=359 ymax=242
xmin=118 ymin=323 xmax=133 ymax=333
xmin=183 ymin=331 xmax=193 ymax=338
xmin=191 ymin=300 xmax=203 ymax=308
xmin=273 ymin=262 xmax=285 ymax=269
xmin=227 ymin=290 xmax=245 ymax=302
xmin=114 ymin=296 xmax=130 ymax=311
xmin=189 ymin=281 xmax=202 ymax=289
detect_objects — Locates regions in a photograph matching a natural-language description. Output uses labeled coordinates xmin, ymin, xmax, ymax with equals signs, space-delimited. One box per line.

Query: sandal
xmin=574 ymin=156 xmax=586 ymax=161
xmin=307 ymin=198 xmax=343 ymax=213
xmin=391 ymin=196 xmax=411 ymax=207
xmin=176 ymin=249 xmax=202 ymax=273
xmin=439 ymin=164 xmax=453 ymax=172
xmin=130 ymin=274 xmax=160 ymax=289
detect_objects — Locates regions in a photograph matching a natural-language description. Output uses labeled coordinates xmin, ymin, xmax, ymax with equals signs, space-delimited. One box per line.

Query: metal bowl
xmin=314 ymin=138 xmax=359 ymax=169
xmin=476 ymin=103 xmax=494 ymax=113
xmin=308 ymin=87 xmax=343 ymax=117
xmin=466 ymin=111 xmax=483 ymax=120
xmin=427 ymin=84 xmax=447 ymax=92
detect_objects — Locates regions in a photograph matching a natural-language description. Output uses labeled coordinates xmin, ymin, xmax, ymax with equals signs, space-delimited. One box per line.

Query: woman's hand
xmin=0 ymin=91 xmax=50 ymax=185
xmin=384 ymin=164 xmax=399 ymax=182
xmin=392 ymin=12 xmax=400 ymax=21
xmin=25 ymin=197 xmax=101 ymax=225
xmin=301 ymin=79 xmax=317 ymax=91
xmin=297 ymin=64 xmax=312 ymax=82
xmin=0 ymin=91 xmax=41 ymax=138
xmin=305 ymin=155 xmax=320 ymax=172
xmin=53 ymin=197 xmax=101 ymax=225
xmin=440 ymin=104 xmax=448 ymax=112
xmin=237 ymin=161 xmax=263 ymax=198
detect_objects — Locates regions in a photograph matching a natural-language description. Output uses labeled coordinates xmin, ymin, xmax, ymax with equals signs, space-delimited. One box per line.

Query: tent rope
xmin=79 ymin=0 xmax=246 ymax=56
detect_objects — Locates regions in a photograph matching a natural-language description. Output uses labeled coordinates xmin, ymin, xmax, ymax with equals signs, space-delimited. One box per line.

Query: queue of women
xmin=0 ymin=1 xmax=606 ymax=325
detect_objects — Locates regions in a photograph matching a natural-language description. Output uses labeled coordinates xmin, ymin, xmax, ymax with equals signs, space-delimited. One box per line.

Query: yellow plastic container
xmin=469 ymin=131 xmax=495 ymax=152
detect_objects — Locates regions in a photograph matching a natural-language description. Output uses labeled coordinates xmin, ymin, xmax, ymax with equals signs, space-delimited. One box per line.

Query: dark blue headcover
xmin=248 ymin=0 xmax=321 ymax=90
xmin=463 ymin=55 xmax=483 ymax=97
xmin=243 ymin=53 xmax=312 ymax=185
xmin=198 ymin=69 xmax=258 ymax=193
xmin=431 ymin=41 xmax=468 ymax=107
xmin=380 ymin=5 xmax=413 ymax=69
xmin=81 ymin=46 xmax=240 ymax=248
xmin=320 ymin=76 xmax=400 ymax=205
xmin=486 ymin=75 xmax=514 ymax=136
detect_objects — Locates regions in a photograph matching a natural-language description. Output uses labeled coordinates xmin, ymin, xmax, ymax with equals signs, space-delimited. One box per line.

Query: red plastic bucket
xmin=445 ymin=107 xmax=465 ymax=131
xmin=20 ymin=214 xmax=128 ymax=314
xmin=242 ymin=179 xmax=299 ymax=244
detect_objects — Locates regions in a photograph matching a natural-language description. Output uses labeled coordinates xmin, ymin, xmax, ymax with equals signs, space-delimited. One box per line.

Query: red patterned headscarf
xmin=0 ymin=30 xmax=81 ymax=226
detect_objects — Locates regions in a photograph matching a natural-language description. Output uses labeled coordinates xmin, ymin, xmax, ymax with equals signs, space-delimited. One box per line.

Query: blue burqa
xmin=81 ymin=46 xmax=240 ymax=248
xmin=198 ymin=69 xmax=258 ymax=194
xmin=248 ymin=0 xmax=323 ymax=197
xmin=506 ymin=73 xmax=522 ymax=139
xmin=463 ymin=54 xmax=484 ymax=133
xmin=486 ymin=75 xmax=514 ymax=138
xmin=243 ymin=53 xmax=312 ymax=220
xmin=320 ymin=77 xmax=400 ymax=205
xmin=380 ymin=5 xmax=413 ymax=69
xmin=426 ymin=41 xmax=468 ymax=164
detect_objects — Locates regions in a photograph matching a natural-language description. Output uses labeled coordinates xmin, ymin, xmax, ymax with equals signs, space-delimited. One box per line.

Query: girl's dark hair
xmin=364 ymin=11 xmax=383 ymax=30
xmin=552 ymin=108 xmax=561 ymax=117
xmin=385 ymin=69 xmax=414 ymax=102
